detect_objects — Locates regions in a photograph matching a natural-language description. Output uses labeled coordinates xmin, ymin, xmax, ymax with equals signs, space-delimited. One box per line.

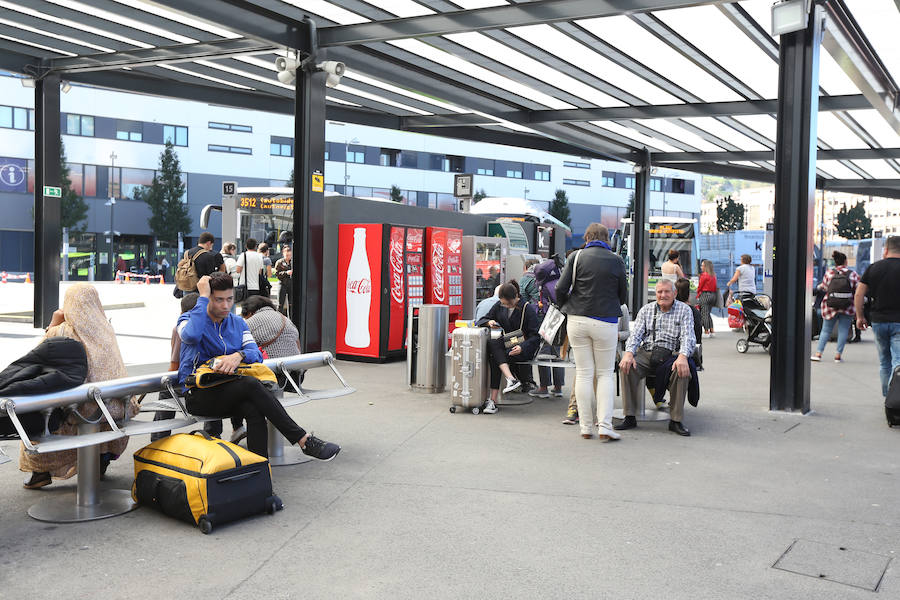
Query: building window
xmin=115 ymin=119 xmax=143 ymax=142
xmin=476 ymin=168 xmax=493 ymax=176
xmin=563 ymin=160 xmax=590 ymax=169
xmin=208 ymin=144 xmax=252 ymax=155
xmin=650 ymin=178 xmax=662 ymax=192
xmin=671 ymin=178 xmax=687 ymax=194
xmin=163 ymin=125 xmax=188 ymax=146
xmin=563 ymin=178 xmax=590 ymax=187
xmin=347 ymin=150 xmax=365 ymax=164
xmin=625 ymin=176 xmax=635 ymax=189
xmin=380 ymin=148 xmax=399 ymax=166
xmin=65 ymin=114 xmax=94 ymax=137
xmin=0 ymin=106 xmax=29 ymax=130
xmin=506 ymin=169 xmax=523 ymax=178
xmin=601 ymin=174 xmax=615 ymax=187
xmin=533 ymin=169 xmax=550 ymax=181
xmin=209 ymin=121 xmax=252 ymax=132
xmin=270 ymin=143 xmax=293 ymax=157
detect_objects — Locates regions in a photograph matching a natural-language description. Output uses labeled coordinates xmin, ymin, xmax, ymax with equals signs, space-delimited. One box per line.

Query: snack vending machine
xmin=424 ymin=226 xmax=464 ymax=331
xmin=336 ymin=223 xmax=425 ymax=361
xmin=461 ymin=235 xmax=508 ymax=319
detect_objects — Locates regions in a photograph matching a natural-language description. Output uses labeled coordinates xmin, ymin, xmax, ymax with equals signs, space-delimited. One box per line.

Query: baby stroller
xmin=736 ymin=294 xmax=772 ymax=353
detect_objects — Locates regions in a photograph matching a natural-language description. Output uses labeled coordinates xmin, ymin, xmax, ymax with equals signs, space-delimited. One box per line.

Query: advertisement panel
xmin=336 ymin=223 xmax=383 ymax=358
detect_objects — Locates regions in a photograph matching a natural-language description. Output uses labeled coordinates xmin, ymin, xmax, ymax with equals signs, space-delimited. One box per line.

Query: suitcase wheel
xmin=449 ymin=406 xmax=456 ymax=413
xmin=471 ymin=407 xmax=480 ymax=415
xmin=266 ymin=496 xmax=284 ymax=515
xmin=198 ymin=515 xmax=213 ymax=535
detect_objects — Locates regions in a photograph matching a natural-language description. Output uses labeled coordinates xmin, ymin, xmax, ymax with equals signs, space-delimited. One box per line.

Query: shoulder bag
xmin=257 ymin=314 xmax=288 ymax=360
xmin=539 ymin=250 xmax=580 ymax=346
xmin=234 ymin=253 xmax=249 ymax=303
xmin=502 ymin=302 xmax=530 ymax=350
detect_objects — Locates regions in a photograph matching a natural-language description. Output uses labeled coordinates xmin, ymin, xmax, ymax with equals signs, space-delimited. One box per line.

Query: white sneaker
xmin=503 ymin=377 xmax=522 ymax=394
xmin=482 ymin=400 xmax=498 ymax=414
xmin=599 ymin=428 xmax=622 ymax=442
xmin=229 ymin=425 xmax=247 ymax=444
xmin=709 ymin=332 xmax=715 ymax=338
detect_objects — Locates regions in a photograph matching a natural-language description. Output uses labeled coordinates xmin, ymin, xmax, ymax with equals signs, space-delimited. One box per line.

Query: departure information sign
xmin=238 ymin=194 xmax=294 ymax=213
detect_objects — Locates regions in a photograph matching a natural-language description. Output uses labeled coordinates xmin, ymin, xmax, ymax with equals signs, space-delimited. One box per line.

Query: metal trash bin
xmin=407 ymin=304 xmax=448 ymax=393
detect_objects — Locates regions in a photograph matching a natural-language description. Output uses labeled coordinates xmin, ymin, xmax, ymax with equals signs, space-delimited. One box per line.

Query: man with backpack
xmin=812 ymin=250 xmax=859 ymax=363
xmin=174 ymin=232 xmax=225 ymax=297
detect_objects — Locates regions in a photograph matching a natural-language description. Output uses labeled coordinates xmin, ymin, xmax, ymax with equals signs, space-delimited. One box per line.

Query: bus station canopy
xmin=1 ymin=0 xmax=899 ymax=197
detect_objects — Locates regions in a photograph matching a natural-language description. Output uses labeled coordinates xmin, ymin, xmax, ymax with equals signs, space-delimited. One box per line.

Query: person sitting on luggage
xmin=478 ymin=282 xmax=542 ymax=414
xmin=616 ymin=278 xmax=698 ymax=437
xmin=178 ymin=273 xmax=339 ymax=460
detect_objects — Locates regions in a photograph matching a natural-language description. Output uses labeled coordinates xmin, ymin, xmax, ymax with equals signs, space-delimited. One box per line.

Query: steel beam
xmin=631 ymin=149 xmax=651 ymax=315
xmin=44 ymin=39 xmax=277 ymax=74
xmin=770 ymin=6 xmax=824 ymax=414
xmin=824 ymin=178 xmax=900 ymax=190
xmin=318 ymin=0 xmax=728 ymax=46
xmin=33 ymin=72 xmax=62 ymax=329
xmin=655 ymin=161 xmax=775 ymax=183
xmin=649 ymin=147 xmax=900 ymax=162
xmin=820 ymin=0 xmax=900 ymax=135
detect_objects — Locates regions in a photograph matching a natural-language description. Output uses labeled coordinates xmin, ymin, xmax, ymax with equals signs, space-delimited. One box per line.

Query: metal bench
xmin=1 ymin=352 xmax=354 ymax=523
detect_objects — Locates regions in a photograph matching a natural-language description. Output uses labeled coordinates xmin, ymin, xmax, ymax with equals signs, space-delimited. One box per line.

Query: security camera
xmin=275 ymin=56 xmax=301 ymax=72
xmin=276 ymin=70 xmax=296 ymax=85
xmin=317 ymin=61 xmax=345 ymax=77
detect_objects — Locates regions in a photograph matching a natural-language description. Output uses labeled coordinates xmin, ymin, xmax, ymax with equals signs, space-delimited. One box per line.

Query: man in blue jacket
xmin=178 ymin=273 xmax=339 ymax=460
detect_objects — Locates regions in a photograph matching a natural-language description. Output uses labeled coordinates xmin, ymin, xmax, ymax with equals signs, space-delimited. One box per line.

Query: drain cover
xmin=773 ymin=539 xmax=892 ymax=591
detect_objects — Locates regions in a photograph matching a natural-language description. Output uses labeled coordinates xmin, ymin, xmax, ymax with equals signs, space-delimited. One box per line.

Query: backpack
xmin=534 ymin=258 xmax=562 ymax=317
xmin=824 ymin=268 xmax=853 ymax=310
xmin=174 ymin=248 xmax=208 ymax=291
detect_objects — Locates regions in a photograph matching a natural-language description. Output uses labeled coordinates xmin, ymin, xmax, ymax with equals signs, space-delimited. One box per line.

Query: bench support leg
xmin=266 ymin=421 xmax=311 ymax=467
xmin=27 ymin=424 xmax=137 ymax=523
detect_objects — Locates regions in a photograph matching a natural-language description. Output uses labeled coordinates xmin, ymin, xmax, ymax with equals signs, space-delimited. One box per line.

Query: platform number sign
xmin=454 ymin=173 xmax=473 ymax=198
xmin=222 ymin=181 xmax=236 ymax=196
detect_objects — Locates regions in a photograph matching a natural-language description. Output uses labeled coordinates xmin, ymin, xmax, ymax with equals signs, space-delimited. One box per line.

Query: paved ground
xmin=1 ymin=282 xmax=898 ymax=599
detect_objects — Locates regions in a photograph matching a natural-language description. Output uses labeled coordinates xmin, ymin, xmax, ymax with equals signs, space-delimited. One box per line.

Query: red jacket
xmin=697 ymin=273 xmax=717 ymax=294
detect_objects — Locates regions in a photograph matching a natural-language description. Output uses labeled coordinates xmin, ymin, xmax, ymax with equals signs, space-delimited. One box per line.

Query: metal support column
xmin=631 ymin=148 xmax=651 ymax=314
xmin=291 ymin=20 xmax=327 ymax=353
xmin=770 ymin=6 xmax=824 ymax=413
xmin=33 ymin=73 xmax=62 ymax=329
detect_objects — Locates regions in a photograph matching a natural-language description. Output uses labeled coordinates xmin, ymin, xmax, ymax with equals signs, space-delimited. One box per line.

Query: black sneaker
xmin=301 ymin=434 xmax=341 ymax=461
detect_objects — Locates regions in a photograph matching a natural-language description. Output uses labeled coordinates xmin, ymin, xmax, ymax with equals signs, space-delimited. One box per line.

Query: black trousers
xmin=186 ymin=377 xmax=306 ymax=457
xmin=487 ymin=338 xmax=535 ymax=390
xmin=278 ymin=278 xmax=292 ymax=314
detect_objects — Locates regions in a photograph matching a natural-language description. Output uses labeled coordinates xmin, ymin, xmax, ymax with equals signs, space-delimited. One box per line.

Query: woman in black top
xmin=478 ymin=283 xmax=541 ymax=414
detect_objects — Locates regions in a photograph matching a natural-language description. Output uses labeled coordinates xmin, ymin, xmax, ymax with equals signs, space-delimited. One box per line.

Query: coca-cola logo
xmin=347 ymin=278 xmax=371 ymax=294
xmin=389 ymin=237 xmax=404 ymax=305
xmin=432 ymin=242 xmax=445 ymax=302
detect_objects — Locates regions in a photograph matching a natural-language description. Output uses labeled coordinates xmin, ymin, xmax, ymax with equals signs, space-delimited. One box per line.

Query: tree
xmin=716 ymin=195 xmax=745 ymax=232
xmin=834 ymin=201 xmax=872 ymax=239
xmin=548 ymin=189 xmax=571 ymax=227
xmin=136 ymin=141 xmax=190 ymax=247
xmin=59 ymin=139 xmax=89 ymax=231
xmin=473 ymin=188 xmax=487 ymax=204
xmin=390 ymin=184 xmax=404 ymax=203
xmin=287 ymin=169 xmax=294 ymax=187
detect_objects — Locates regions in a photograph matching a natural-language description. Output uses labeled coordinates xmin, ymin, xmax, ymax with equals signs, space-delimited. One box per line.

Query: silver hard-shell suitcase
xmin=450 ymin=327 xmax=489 ymax=414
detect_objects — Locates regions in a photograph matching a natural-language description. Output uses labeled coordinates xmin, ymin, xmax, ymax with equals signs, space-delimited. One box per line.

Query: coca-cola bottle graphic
xmin=345 ymin=227 xmax=372 ymax=348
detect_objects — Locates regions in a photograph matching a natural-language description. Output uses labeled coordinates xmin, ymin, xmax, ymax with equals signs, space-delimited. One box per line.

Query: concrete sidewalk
xmin=0 ymin=290 xmax=897 ymax=598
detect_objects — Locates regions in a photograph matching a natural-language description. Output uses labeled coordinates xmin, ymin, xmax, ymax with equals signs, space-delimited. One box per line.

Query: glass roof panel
xmin=444 ymin=31 xmax=625 ymax=107
xmin=387 ymin=38 xmax=575 ymax=109
xmin=819 ymin=50 xmax=863 ymax=96
xmin=325 ymin=95 xmax=362 ymax=107
xmin=469 ymin=111 xmax=539 ymax=134
xmin=343 ymin=70 xmax=470 ymax=113
xmin=588 ymin=121 xmax=684 ymax=153
xmin=360 ymin=0 xmax=433 ymax=18
xmin=733 ymin=114 xmax=778 ymax=142
xmin=0 ymin=1 xmax=153 ymax=48
xmin=846 ymin=109 xmax=900 ymax=148
xmin=44 ymin=0 xmax=197 ymax=44
xmin=844 ymin=0 xmax=900 ymax=83
xmin=679 ymin=117 xmax=771 ymax=151
xmin=158 ymin=64 xmax=254 ymax=89
xmin=818 ymin=160 xmax=865 ymax=179
xmin=0 ymin=16 xmax=114 ymax=52
xmin=736 ymin=0 xmax=773 ymax=36
xmin=507 ymin=24 xmax=680 ymax=105
xmin=817 ymin=112 xmax=868 ymax=149
xmin=0 ymin=32 xmax=77 ymax=56
xmin=654 ymin=5 xmax=779 ymax=98
xmin=278 ymin=0 xmax=369 ymax=25
xmin=193 ymin=59 xmax=292 ymax=89
xmin=575 ymin=15 xmax=743 ymax=102
xmin=729 ymin=161 xmax=767 ymax=168
xmin=113 ymin=0 xmax=241 ymax=39
xmin=449 ymin=1 xmax=508 ymax=8
xmin=632 ymin=119 xmax=727 ymax=151
xmin=852 ymin=159 xmax=900 ymax=179
xmin=331 ymin=84 xmax=433 ymax=114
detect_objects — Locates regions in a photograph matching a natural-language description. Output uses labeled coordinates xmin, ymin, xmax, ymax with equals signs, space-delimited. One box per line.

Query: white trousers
xmin=567 ymin=315 xmax=618 ymax=436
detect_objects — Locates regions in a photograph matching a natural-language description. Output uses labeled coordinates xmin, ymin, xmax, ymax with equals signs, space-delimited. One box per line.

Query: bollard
xmin=1 ymin=271 xmax=6 ymax=284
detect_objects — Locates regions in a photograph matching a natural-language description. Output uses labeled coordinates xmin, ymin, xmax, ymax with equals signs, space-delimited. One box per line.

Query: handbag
xmin=538 ymin=304 xmax=566 ymax=345
xmin=501 ymin=302 xmax=529 ymax=350
xmin=257 ymin=314 xmax=288 ymax=360
xmin=234 ymin=253 xmax=248 ymax=303
xmin=185 ymin=355 xmax=277 ymax=389
xmin=639 ymin=304 xmax=675 ymax=368
xmin=259 ymin=269 xmax=272 ymax=297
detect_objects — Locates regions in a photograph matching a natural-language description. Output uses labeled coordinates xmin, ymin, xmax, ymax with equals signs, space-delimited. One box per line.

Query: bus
xmin=201 ymin=187 xmax=296 ymax=254
xmin=617 ymin=216 xmax=700 ymax=296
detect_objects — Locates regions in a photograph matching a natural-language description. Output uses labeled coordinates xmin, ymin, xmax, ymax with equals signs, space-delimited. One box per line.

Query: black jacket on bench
xmin=0 ymin=337 xmax=88 ymax=437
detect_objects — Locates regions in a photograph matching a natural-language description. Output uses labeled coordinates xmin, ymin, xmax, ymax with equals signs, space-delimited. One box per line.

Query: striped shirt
xmin=625 ymin=300 xmax=696 ymax=357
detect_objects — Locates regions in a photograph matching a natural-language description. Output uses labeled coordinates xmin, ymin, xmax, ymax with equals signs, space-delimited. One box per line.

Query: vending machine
xmin=461 ymin=235 xmax=508 ymax=319
xmin=424 ymin=226 xmax=464 ymax=329
xmin=336 ymin=223 xmax=425 ymax=361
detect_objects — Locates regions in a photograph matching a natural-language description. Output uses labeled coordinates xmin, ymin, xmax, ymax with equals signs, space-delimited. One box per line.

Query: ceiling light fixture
xmin=771 ymin=0 xmax=812 ymax=36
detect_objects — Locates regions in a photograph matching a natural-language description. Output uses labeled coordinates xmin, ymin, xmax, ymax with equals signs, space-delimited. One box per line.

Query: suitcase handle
xmin=216 ymin=469 xmax=261 ymax=483
xmin=191 ymin=430 xmax=214 ymax=440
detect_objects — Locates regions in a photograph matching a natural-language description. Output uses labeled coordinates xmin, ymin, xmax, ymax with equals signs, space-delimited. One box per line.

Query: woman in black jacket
xmin=479 ymin=283 xmax=541 ymax=414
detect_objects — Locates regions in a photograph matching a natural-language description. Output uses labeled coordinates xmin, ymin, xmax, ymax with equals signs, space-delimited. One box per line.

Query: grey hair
xmin=655 ymin=278 xmax=676 ymax=292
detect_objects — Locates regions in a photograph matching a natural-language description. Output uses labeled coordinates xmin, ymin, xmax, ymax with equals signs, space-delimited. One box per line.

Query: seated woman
xmin=675 ymin=277 xmax=703 ymax=370
xmin=20 ymin=284 xmax=137 ymax=489
xmin=478 ymin=282 xmax=541 ymax=414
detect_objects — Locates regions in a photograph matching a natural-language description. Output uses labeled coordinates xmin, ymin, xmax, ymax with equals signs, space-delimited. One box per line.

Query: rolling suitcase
xmin=133 ymin=430 xmax=282 ymax=534
xmin=885 ymin=365 xmax=900 ymax=427
xmin=450 ymin=327 xmax=489 ymax=414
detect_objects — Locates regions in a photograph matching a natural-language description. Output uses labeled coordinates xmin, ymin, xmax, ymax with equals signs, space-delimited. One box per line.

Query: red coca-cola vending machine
xmin=424 ymin=226 xmax=464 ymax=333
xmin=336 ymin=223 xmax=425 ymax=361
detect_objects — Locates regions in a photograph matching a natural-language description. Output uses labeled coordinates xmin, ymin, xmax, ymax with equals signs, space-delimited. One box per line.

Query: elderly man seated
xmin=615 ymin=278 xmax=698 ymax=436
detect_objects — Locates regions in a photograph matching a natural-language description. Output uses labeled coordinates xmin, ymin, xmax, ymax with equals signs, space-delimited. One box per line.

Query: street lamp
xmin=343 ymin=137 xmax=359 ymax=194
xmin=105 ymin=152 xmax=117 ymax=280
